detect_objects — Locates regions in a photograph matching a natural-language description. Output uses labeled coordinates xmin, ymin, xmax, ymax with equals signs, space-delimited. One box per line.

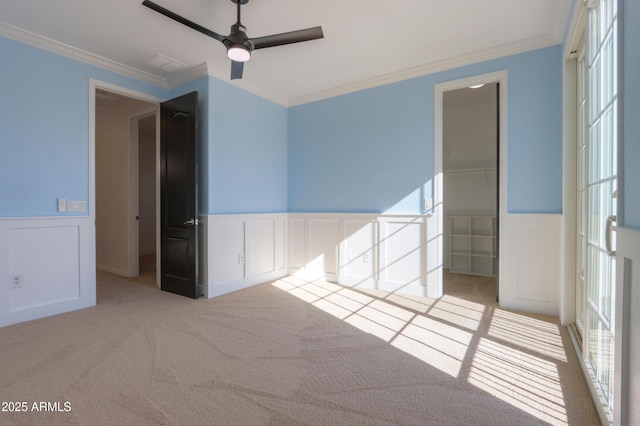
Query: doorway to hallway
xmin=94 ymin=88 xmax=157 ymax=287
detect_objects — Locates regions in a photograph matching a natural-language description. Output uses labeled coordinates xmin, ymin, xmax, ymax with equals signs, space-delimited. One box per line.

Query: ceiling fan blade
xmin=230 ymin=60 xmax=244 ymax=80
xmin=142 ymin=0 xmax=225 ymax=42
xmin=252 ymin=26 xmax=324 ymax=50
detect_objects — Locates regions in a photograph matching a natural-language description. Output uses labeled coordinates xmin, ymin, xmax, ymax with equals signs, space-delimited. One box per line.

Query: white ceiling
xmin=0 ymin=0 xmax=571 ymax=105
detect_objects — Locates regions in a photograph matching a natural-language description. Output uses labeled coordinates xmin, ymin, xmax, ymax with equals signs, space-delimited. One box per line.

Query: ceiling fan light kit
xmin=227 ymin=44 xmax=251 ymax=62
xmin=141 ymin=0 xmax=324 ymax=79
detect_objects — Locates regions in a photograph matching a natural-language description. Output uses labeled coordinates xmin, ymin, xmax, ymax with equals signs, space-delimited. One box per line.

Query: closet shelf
xmin=449 ymin=215 xmax=497 ymax=276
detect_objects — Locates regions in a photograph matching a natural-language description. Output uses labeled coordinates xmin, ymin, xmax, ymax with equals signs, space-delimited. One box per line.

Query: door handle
xmin=605 ymin=214 xmax=617 ymax=256
xmin=183 ymin=218 xmax=199 ymax=226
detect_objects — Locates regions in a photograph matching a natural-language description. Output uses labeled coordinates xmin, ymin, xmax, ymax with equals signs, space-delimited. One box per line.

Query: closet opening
xmin=442 ymin=83 xmax=499 ymax=303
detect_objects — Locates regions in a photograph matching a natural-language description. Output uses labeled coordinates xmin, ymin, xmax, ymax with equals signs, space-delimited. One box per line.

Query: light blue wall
xmin=0 ymin=36 xmax=288 ymax=217
xmin=3 ymin=14 xmax=633 ymax=223
xmin=288 ymin=82 xmax=432 ymax=213
xmin=288 ymin=45 xmax=563 ymax=214
xmin=171 ymin=76 xmax=288 ymax=214
xmin=0 ymin=36 xmax=166 ymax=217
xmin=622 ymin=0 xmax=640 ymax=229
xmin=207 ymin=78 xmax=288 ymax=214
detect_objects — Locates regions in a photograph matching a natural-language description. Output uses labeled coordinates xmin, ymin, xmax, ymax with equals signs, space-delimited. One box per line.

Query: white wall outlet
xmin=57 ymin=198 xmax=66 ymax=212
xmin=10 ymin=273 xmax=23 ymax=289
xmin=238 ymin=253 xmax=245 ymax=264
xmin=363 ymin=252 xmax=370 ymax=263
xmin=424 ymin=198 xmax=433 ymax=210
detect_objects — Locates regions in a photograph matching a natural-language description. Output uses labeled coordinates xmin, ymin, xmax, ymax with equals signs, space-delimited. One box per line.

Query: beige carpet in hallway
xmin=0 ymin=268 xmax=600 ymax=425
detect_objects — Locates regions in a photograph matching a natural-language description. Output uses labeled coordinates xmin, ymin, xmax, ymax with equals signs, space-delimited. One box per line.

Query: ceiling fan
xmin=142 ymin=0 xmax=324 ymax=80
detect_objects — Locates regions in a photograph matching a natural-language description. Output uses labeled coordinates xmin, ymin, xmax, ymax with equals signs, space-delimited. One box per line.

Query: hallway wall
xmin=96 ymin=97 xmax=154 ymax=276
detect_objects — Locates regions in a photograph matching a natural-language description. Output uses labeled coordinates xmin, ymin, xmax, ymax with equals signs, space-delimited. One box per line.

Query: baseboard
xmin=96 ymin=264 xmax=131 ymax=277
xmin=207 ymin=269 xmax=288 ymax=298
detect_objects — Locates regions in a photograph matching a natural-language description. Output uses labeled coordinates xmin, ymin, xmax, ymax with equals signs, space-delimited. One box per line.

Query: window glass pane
xmin=579 ymin=59 xmax=586 ymax=100
xmin=587 ymin=308 xmax=614 ymax=407
xmin=590 ymin=55 xmax=601 ymax=123
xmin=601 ymin=107 xmax=612 ymax=178
xmin=589 ymin=120 xmax=601 ymax=183
xmin=588 ymin=184 xmax=601 ymax=245
xmin=587 ymin=245 xmax=599 ymax=304
xmin=602 ymin=0 xmax=610 ymax=34
xmin=612 ymin=103 xmax=618 ymax=175
xmin=599 ymin=249 xmax=614 ymax=323
xmin=578 ymin=146 xmax=585 ymax=190
xmin=589 ymin=7 xmax=600 ymax=63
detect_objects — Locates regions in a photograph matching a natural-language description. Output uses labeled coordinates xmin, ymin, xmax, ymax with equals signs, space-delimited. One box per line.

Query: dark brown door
xmin=160 ymin=91 xmax=199 ymax=298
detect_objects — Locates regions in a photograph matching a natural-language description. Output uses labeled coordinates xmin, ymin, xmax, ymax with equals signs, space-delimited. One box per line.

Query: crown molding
xmin=226 ymin=78 xmax=289 ymax=108
xmin=181 ymin=62 xmax=289 ymax=107
xmin=288 ymin=34 xmax=560 ymax=107
xmin=0 ymin=20 xmax=292 ymax=106
xmin=0 ymin=21 xmax=169 ymax=88
xmin=1 ymin=19 xmax=563 ymax=109
xmin=563 ymin=0 xmax=586 ymax=59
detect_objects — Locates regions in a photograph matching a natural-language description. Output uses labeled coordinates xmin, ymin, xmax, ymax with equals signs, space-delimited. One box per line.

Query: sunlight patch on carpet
xmin=468 ymin=337 xmax=568 ymax=425
xmin=272 ymin=276 xmax=573 ymax=423
xmin=488 ymin=309 xmax=567 ymax=362
xmin=427 ymin=296 xmax=486 ymax=331
xmin=390 ymin=316 xmax=472 ymax=377
xmin=272 ymin=277 xmax=473 ymax=377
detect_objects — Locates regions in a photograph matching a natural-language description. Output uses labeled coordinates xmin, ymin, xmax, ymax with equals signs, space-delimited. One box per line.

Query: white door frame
xmin=89 ymin=79 xmax=163 ymax=287
xmin=434 ymin=70 xmax=508 ymax=298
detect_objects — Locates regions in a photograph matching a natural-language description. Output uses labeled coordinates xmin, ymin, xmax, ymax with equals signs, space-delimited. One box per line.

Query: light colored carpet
xmin=0 ymin=263 xmax=600 ymax=425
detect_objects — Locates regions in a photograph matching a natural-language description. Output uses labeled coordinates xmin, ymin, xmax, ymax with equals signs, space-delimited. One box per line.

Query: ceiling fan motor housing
xmin=227 ymin=23 xmax=254 ymax=52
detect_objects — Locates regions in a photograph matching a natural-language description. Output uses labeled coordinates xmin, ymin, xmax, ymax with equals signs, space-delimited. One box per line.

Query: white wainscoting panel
xmin=204 ymin=213 xmax=288 ymax=298
xmin=341 ymin=218 xmax=378 ymax=287
xmin=9 ymin=225 xmax=80 ymax=310
xmin=308 ymin=219 xmax=340 ymax=280
xmin=0 ymin=217 xmax=95 ymax=328
xmin=614 ymin=226 xmax=640 ymax=426
xmin=499 ymin=214 xmax=561 ymax=316
xmin=246 ymin=218 xmax=286 ymax=277
xmin=289 ymin=219 xmax=308 ymax=271
xmin=274 ymin=219 xmax=285 ymax=271
xmin=378 ymin=216 xmax=427 ymax=295
xmin=426 ymin=211 xmax=444 ymax=298
xmin=289 ymin=214 xmax=437 ymax=297
xmin=246 ymin=220 xmax=275 ymax=278
xmin=211 ymin=219 xmax=245 ymax=286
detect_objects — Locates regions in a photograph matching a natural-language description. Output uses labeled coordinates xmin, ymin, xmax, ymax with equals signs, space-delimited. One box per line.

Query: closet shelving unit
xmin=449 ymin=215 xmax=497 ymax=276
